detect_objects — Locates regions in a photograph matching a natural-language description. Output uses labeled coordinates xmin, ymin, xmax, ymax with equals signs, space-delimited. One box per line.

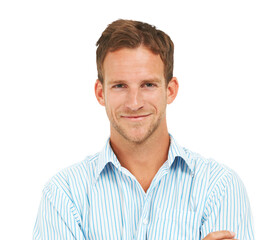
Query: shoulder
xmin=42 ymin=153 xmax=100 ymax=202
xmin=183 ymin=148 xmax=249 ymax=215
xmin=184 ymin=147 xmax=244 ymax=198
xmin=190 ymin=151 xmax=255 ymax=238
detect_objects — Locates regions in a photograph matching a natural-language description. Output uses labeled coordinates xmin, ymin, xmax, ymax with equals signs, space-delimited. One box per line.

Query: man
xmin=33 ymin=19 xmax=254 ymax=239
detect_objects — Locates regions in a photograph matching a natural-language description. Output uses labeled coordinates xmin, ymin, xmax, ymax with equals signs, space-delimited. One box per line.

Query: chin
xmin=129 ymin=134 xmax=148 ymax=143
xmin=111 ymin=118 xmax=162 ymax=144
xmin=121 ymin=127 xmax=157 ymax=145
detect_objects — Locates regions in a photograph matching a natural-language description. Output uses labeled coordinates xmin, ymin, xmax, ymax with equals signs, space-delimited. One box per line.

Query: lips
xmin=121 ymin=114 xmax=151 ymax=120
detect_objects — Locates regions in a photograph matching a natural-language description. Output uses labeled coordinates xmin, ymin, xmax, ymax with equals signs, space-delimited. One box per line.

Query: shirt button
xmin=143 ymin=218 xmax=148 ymax=225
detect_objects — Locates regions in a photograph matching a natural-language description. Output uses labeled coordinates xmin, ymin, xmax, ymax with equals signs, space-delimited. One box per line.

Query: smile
xmin=121 ymin=114 xmax=151 ymax=121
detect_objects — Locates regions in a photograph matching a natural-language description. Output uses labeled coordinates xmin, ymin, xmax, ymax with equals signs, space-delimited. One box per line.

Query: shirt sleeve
xmin=200 ymin=168 xmax=255 ymax=240
xmin=33 ymin=180 xmax=86 ymax=240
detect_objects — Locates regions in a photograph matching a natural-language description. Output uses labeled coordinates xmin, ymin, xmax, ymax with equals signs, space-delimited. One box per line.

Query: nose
xmin=125 ymin=87 xmax=143 ymax=111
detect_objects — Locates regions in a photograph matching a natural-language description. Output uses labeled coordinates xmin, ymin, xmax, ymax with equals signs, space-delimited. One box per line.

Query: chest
xmin=86 ymin=166 xmax=207 ymax=240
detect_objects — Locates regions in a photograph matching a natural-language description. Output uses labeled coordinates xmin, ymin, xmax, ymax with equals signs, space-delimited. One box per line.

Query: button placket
xmin=141 ymin=190 xmax=153 ymax=225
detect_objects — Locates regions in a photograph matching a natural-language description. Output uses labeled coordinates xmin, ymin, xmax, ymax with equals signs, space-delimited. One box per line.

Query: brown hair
xmin=96 ymin=19 xmax=174 ymax=85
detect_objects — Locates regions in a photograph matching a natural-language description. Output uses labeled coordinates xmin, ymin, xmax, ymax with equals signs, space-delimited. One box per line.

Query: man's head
xmin=96 ymin=19 xmax=174 ymax=85
xmin=95 ymin=20 xmax=178 ymax=144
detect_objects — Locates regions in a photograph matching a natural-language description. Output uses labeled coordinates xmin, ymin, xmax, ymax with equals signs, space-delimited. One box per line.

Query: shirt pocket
xmin=149 ymin=208 xmax=201 ymax=240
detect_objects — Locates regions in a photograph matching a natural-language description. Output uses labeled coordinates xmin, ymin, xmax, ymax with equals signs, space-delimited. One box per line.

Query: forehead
xmin=102 ymin=46 xmax=165 ymax=83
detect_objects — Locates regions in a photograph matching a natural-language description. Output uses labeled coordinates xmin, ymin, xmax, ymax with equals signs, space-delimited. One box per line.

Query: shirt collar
xmin=96 ymin=135 xmax=195 ymax=178
xmin=96 ymin=138 xmax=120 ymax=178
xmin=167 ymin=134 xmax=195 ymax=174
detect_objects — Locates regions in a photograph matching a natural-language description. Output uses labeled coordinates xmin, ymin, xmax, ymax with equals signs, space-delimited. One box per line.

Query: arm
xmin=33 ymin=181 xmax=86 ymax=240
xmin=201 ymin=169 xmax=255 ymax=239
xmin=203 ymin=231 xmax=237 ymax=240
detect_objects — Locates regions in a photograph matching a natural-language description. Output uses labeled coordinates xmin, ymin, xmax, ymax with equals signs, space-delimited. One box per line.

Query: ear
xmin=167 ymin=77 xmax=179 ymax=104
xmin=95 ymin=79 xmax=105 ymax=106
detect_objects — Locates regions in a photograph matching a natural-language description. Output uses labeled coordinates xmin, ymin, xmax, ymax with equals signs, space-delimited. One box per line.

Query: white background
xmin=0 ymin=0 xmax=275 ymax=239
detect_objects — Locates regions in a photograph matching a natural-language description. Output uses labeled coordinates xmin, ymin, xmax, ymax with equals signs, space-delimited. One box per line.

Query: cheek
xmin=105 ymin=92 xmax=124 ymax=112
xmin=146 ymin=91 xmax=167 ymax=110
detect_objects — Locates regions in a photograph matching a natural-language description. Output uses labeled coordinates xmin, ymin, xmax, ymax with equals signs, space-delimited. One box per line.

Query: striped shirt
xmin=33 ymin=135 xmax=255 ymax=239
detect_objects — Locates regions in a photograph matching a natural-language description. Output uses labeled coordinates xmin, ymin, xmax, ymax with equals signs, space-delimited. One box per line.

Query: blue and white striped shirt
xmin=33 ymin=136 xmax=254 ymax=239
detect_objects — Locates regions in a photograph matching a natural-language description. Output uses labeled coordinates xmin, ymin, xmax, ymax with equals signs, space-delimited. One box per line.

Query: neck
xmin=110 ymin=127 xmax=170 ymax=193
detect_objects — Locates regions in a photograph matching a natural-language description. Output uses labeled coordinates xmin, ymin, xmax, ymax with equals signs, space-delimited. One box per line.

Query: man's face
xmin=95 ymin=46 xmax=178 ymax=144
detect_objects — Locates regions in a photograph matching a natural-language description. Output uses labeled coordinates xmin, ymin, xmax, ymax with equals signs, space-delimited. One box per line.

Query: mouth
xmin=121 ymin=114 xmax=151 ymax=121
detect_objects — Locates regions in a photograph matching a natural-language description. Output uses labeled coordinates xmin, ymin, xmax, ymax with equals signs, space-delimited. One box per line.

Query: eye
xmin=113 ymin=84 xmax=126 ymax=88
xmin=144 ymin=83 xmax=155 ymax=88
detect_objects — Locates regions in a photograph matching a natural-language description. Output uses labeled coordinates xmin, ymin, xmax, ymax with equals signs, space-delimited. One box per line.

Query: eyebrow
xmin=108 ymin=78 xmax=162 ymax=85
xmin=141 ymin=78 xmax=162 ymax=83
